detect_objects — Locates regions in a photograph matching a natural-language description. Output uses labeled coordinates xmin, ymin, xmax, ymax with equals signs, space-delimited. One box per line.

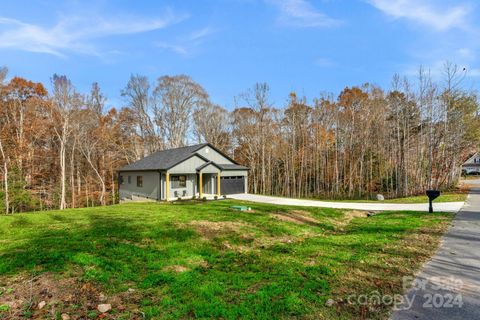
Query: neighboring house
xmin=462 ymin=152 xmax=480 ymax=174
xmin=118 ymin=143 xmax=248 ymax=201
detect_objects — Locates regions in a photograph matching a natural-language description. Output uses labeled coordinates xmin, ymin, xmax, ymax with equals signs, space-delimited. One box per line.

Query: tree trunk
xmin=0 ymin=139 xmax=9 ymax=214
xmin=60 ymin=138 xmax=67 ymax=210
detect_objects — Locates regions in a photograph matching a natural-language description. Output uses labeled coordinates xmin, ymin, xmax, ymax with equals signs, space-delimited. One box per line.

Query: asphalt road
xmin=390 ymin=181 xmax=480 ymax=319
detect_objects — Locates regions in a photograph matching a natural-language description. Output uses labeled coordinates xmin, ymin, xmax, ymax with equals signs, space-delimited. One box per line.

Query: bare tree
xmin=154 ymin=75 xmax=208 ymax=148
xmin=51 ymin=74 xmax=79 ymax=210
xmin=235 ymin=83 xmax=273 ymax=194
xmin=0 ymin=67 xmax=8 ymax=213
xmin=78 ymin=115 xmax=107 ymax=205
xmin=0 ymin=133 xmax=8 ymax=214
xmin=121 ymin=75 xmax=160 ymax=156
xmin=193 ymin=103 xmax=231 ymax=151
xmin=88 ymin=82 xmax=106 ymax=117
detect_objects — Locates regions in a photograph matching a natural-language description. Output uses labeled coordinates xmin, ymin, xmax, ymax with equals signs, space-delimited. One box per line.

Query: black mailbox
xmin=426 ymin=190 xmax=441 ymax=213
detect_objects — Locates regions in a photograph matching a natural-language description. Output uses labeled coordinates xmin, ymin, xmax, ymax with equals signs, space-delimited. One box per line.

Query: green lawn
xmin=0 ymin=200 xmax=452 ymax=319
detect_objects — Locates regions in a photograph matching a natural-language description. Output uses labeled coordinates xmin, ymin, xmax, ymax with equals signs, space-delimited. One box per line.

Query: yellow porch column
xmin=217 ymin=173 xmax=221 ymax=196
xmin=166 ymin=172 xmax=170 ymax=201
xmin=199 ymin=172 xmax=203 ymax=198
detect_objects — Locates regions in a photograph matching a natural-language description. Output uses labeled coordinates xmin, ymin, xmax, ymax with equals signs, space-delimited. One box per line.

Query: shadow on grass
xmin=0 ymin=213 xmax=196 ymax=286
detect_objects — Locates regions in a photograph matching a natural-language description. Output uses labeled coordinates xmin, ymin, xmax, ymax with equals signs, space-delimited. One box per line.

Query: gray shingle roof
xmin=119 ymin=143 xmax=209 ymax=171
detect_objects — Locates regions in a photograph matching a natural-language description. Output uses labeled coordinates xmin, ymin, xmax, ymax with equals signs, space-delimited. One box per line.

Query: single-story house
xmin=118 ymin=143 xmax=249 ymax=201
xmin=462 ymin=152 xmax=480 ymax=174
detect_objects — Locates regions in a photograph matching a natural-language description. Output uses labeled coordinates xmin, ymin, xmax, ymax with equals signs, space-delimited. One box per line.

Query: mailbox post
xmin=426 ymin=190 xmax=440 ymax=213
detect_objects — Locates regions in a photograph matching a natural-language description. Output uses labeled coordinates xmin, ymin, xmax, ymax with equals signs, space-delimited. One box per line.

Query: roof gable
xmin=168 ymin=153 xmax=209 ymax=173
xmin=203 ymin=143 xmax=239 ymax=165
xmin=196 ymin=161 xmax=222 ymax=172
xmin=464 ymin=152 xmax=480 ymax=165
xmin=195 ymin=145 xmax=236 ymax=164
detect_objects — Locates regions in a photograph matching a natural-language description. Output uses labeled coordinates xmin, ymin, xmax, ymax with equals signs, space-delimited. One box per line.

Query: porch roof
xmin=196 ymin=161 xmax=222 ymax=171
xmin=216 ymin=163 xmax=249 ymax=170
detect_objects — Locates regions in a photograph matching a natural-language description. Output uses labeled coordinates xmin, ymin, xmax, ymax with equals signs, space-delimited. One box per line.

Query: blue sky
xmin=0 ymin=0 xmax=479 ymax=109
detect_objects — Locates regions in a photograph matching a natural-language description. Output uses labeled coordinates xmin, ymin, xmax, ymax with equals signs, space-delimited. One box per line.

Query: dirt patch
xmin=333 ymin=210 xmax=369 ymax=230
xmin=221 ymin=235 xmax=302 ymax=252
xmin=399 ymin=224 xmax=448 ymax=257
xmin=162 ymin=265 xmax=189 ymax=273
xmin=0 ymin=273 xmax=142 ymax=319
xmin=188 ymin=220 xmax=252 ymax=239
xmin=271 ymin=210 xmax=320 ymax=226
xmin=344 ymin=210 xmax=369 ymax=221
xmin=254 ymin=235 xmax=296 ymax=248
xmin=188 ymin=218 xmax=318 ymax=253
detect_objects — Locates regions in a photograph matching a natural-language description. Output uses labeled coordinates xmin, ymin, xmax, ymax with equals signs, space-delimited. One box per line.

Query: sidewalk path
xmin=390 ymin=182 xmax=480 ymax=319
xmin=229 ymin=193 xmax=464 ymax=212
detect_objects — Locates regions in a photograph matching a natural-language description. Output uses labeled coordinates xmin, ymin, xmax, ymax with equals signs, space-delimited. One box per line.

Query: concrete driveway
xmin=390 ymin=181 xmax=480 ymax=319
xmin=229 ymin=193 xmax=464 ymax=212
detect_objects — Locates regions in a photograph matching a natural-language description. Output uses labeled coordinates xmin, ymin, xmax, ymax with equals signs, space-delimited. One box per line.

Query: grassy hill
xmin=0 ymin=200 xmax=452 ymax=319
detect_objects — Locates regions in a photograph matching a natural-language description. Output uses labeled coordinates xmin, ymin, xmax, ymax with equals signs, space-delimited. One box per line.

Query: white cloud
xmin=155 ymin=26 xmax=216 ymax=57
xmin=188 ymin=26 xmax=215 ymax=42
xmin=368 ymin=0 xmax=470 ymax=31
xmin=0 ymin=9 xmax=187 ymax=57
xmin=370 ymin=0 xmax=480 ymax=80
xmin=155 ymin=42 xmax=189 ymax=56
xmin=268 ymin=0 xmax=342 ymax=28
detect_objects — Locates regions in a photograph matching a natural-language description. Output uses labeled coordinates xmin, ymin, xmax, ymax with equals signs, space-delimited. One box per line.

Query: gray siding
xmin=196 ymin=146 xmax=233 ymax=164
xmin=200 ymin=163 xmax=220 ymax=174
xmin=169 ymin=155 xmax=206 ymax=173
xmin=168 ymin=173 xmax=197 ymax=199
xmin=220 ymin=170 xmax=248 ymax=177
xmin=119 ymin=171 xmax=160 ymax=200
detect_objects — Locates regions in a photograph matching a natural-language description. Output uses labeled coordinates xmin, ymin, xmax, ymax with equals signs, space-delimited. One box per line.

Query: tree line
xmin=0 ymin=62 xmax=479 ymax=213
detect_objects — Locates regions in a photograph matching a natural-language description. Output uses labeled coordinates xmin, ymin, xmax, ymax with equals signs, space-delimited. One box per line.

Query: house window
xmin=128 ymin=176 xmax=131 ymax=184
xmin=137 ymin=176 xmax=143 ymax=187
xmin=171 ymin=175 xmax=187 ymax=188
xmin=119 ymin=175 xmax=124 ymax=185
